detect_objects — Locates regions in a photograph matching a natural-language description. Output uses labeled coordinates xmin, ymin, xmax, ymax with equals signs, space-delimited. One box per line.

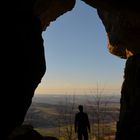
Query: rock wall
xmin=2 ymin=0 xmax=75 ymax=139
xmin=82 ymin=0 xmax=140 ymax=59
xmin=33 ymin=0 xmax=76 ymax=30
xmin=97 ymin=10 xmax=140 ymax=59
xmin=116 ymin=54 xmax=140 ymax=140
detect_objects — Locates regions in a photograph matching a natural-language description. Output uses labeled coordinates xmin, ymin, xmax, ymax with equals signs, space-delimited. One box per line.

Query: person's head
xmin=78 ymin=105 xmax=83 ymax=112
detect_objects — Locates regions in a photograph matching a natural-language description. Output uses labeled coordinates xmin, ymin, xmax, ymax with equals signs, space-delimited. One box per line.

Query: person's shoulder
xmin=75 ymin=112 xmax=80 ymax=116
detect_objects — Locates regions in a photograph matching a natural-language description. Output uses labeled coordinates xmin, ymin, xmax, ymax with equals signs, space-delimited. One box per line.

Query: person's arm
xmin=86 ymin=114 xmax=90 ymax=133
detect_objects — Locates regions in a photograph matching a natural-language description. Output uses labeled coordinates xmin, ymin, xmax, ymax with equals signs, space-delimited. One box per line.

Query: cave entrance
xmin=35 ymin=0 xmax=125 ymax=96
xmin=24 ymin=0 xmax=126 ymax=138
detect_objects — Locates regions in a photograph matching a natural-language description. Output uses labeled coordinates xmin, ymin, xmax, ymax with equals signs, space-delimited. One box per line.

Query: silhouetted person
xmin=75 ymin=105 xmax=90 ymax=140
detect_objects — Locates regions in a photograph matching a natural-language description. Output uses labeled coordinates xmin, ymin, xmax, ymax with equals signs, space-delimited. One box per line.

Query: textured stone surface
xmin=8 ymin=125 xmax=59 ymax=140
xmin=34 ymin=0 xmax=76 ymax=30
xmin=1 ymin=1 xmax=76 ymax=139
xmin=98 ymin=10 xmax=140 ymax=59
xmin=115 ymin=54 xmax=140 ymax=140
xmin=82 ymin=0 xmax=140 ymax=59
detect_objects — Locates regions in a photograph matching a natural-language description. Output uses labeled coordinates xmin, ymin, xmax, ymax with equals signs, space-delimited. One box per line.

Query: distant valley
xmin=24 ymin=94 xmax=120 ymax=139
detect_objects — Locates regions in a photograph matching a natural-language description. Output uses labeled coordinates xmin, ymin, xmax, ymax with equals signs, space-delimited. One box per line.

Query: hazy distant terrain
xmin=32 ymin=93 xmax=120 ymax=105
xmin=24 ymin=94 xmax=120 ymax=139
xmin=25 ymin=93 xmax=120 ymax=126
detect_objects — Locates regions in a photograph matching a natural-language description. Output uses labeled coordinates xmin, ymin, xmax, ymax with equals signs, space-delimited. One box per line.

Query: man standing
xmin=75 ymin=105 xmax=90 ymax=140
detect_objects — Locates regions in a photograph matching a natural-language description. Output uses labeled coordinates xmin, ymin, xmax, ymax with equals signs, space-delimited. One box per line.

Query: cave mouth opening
xmin=34 ymin=0 xmax=125 ymax=98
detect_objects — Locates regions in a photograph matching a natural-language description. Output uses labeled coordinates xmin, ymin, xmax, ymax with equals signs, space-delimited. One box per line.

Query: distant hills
xmin=32 ymin=93 xmax=120 ymax=104
xmin=24 ymin=94 xmax=120 ymax=138
xmin=25 ymin=94 xmax=120 ymax=127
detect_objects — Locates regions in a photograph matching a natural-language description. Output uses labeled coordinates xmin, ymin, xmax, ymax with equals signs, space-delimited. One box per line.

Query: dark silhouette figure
xmin=75 ymin=105 xmax=90 ymax=140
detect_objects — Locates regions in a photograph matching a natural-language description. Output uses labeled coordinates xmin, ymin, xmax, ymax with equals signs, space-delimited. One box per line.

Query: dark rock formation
xmin=2 ymin=7 xmax=46 ymax=140
xmin=82 ymin=1 xmax=140 ymax=140
xmin=8 ymin=124 xmax=58 ymax=140
xmin=33 ymin=0 xmax=76 ymax=30
xmin=8 ymin=125 xmax=43 ymax=140
xmin=82 ymin=0 xmax=140 ymax=59
xmin=1 ymin=0 xmax=75 ymax=139
xmin=116 ymin=54 xmax=140 ymax=139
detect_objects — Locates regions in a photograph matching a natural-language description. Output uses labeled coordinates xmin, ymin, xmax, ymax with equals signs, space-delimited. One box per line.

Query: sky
xmin=35 ymin=0 xmax=126 ymax=95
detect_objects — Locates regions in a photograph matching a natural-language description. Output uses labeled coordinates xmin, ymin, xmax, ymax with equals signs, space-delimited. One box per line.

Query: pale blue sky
xmin=35 ymin=0 xmax=126 ymax=95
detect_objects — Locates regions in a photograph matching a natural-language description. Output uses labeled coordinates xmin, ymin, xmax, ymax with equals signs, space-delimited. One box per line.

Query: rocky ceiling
xmin=33 ymin=0 xmax=140 ymax=59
